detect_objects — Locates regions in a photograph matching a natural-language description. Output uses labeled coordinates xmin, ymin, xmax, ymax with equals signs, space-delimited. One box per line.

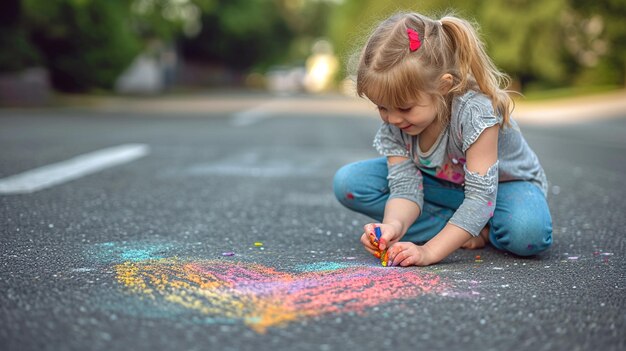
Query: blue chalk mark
xmin=120 ymin=249 xmax=160 ymax=262
xmin=293 ymin=262 xmax=357 ymax=272
xmin=90 ymin=241 xmax=169 ymax=263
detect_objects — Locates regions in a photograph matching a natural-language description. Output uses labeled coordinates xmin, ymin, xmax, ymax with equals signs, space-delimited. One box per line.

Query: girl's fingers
xmin=397 ymin=254 xmax=416 ymax=267
xmin=361 ymin=233 xmax=375 ymax=248
xmin=389 ymin=244 xmax=410 ymax=266
xmin=367 ymin=232 xmax=378 ymax=247
xmin=363 ymin=223 xmax=376 ymax=237
xmin=361 ymin=233 xmax=382 ymax=258
xmin=388 ymin=246 xmax=403 ymax=266
xmin=378 ymin=237 xmax=388 ymax=251
xmin=378 ymin=227 xmax=394 ymax=251
xmin=389 ymin=244 xmax=420 ymax=267
xmin=363 ymin=223 xmax=382 ymax=248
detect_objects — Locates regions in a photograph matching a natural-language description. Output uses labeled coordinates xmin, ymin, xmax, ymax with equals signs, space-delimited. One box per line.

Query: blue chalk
xmin=375 ymin=226 xmax=382 ymax=240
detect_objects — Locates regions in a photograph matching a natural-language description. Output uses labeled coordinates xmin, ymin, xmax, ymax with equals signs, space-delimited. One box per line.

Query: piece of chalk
xmin=368 ymin=234 xmax=378 ymax=247
xmin=380 ymin=249 xmax=388 ymax=267
xmin=375 ymin=226 xmax=382 ymax=240
xmin=222 ymin=252 xmax=235 ymax=256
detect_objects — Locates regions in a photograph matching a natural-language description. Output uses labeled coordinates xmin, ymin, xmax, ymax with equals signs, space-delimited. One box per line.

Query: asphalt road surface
xmin=1 ymin=94 xmax=624 ymax=351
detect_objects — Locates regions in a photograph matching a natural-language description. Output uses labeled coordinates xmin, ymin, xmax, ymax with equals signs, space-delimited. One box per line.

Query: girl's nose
xmin=387 ymin=111 xmax=403 ymax=125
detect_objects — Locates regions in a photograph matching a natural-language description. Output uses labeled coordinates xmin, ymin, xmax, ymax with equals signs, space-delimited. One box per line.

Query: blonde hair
xmin=356 ymin=12 xmax=513 ymax=126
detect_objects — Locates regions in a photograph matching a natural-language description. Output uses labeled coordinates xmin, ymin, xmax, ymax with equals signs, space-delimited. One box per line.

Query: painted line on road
xmin=231 ymin=100 xmax=276 ymax=126
xmin=231 ymin=98 xmax=298 ymax=127
xmin=0 ymin=144 xmax=150 ymax=195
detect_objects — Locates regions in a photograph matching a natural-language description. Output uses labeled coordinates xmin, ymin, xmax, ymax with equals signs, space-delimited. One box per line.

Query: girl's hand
xmin=360 ymin=222 xmax=403 ymax=257
xmin=387 ymin=242 xmax=432 ymax=267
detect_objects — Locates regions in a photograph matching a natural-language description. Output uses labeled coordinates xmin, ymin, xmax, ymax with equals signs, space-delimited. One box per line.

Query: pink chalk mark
xmin=127 ymin=260 xmax=450 ymax=333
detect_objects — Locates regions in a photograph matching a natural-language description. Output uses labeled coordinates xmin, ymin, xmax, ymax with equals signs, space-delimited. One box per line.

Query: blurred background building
xmin=0 ymin=0 xmax=624 ymax=105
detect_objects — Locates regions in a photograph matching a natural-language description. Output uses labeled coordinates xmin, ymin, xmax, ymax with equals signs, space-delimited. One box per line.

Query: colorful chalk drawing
xmin=91 ymin=242 xmax=472 ymax=333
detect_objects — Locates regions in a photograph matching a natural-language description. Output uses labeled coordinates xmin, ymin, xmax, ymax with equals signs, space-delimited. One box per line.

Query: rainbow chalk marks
xmin=114 ymin=258 xmax=448 ymax=333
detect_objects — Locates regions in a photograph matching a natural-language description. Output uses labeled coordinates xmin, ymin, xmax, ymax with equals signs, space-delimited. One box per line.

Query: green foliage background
xmin=0 ymin=0 xmax=623 ymax=93
xmin=327 ymin=0 xmax=625 ymax=91
xmin=23 ymin=0 xmax=142 ymax=92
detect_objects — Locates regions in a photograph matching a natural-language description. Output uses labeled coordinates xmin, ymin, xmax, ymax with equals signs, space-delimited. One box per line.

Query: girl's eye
xmin=377 ymin=106 xmax=387 ymax=112
xmin=399 ymin=107 xmax=412 ymax=113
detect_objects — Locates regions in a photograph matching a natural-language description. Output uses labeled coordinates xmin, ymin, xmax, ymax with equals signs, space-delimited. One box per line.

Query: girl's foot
xmin=461 ymin=225 xmax=490 ymax=250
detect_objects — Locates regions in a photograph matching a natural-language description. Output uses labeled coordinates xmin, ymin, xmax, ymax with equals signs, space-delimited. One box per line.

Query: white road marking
xmin=231 ymin=101 xmax=276 ymax=126
xmin=184 ymin=151 xmax=325 ymax=178
xmin=0 ymin=144 xmax=150 ymax=195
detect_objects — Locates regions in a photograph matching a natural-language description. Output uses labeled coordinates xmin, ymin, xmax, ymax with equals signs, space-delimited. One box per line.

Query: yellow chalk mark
xmin=112 ymin=258 xmax=446 ymax=334
xmin=113 ymin=258 xmax=309 ymax=332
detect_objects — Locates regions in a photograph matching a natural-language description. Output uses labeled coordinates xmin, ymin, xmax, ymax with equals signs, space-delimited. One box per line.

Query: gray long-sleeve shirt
xmin=373 ymin=90 xmax=548 ymax=237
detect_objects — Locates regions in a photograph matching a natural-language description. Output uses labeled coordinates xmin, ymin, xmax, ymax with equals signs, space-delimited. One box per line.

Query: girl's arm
xmin=423 ymin=125 xmax=500 ymax=264
xmin=363 ymin=156 xmax=422 ymax=254
xmin=388 ymin=125 xmax=500 ymax=265
xmin=382 ymin=156 xmax=422 ymax=234
xmin=380 ymin=197 xmax=421 ymax=244
xmin=362 ymin=195 xmax=422 ymax=257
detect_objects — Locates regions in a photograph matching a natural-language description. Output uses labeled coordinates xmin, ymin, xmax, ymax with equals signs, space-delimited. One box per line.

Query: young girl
xmin=333 ymin=12 xmax=553 ymax=266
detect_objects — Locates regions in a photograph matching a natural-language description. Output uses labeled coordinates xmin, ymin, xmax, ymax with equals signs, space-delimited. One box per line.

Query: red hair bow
xmin=407 ymin=28 xmax=421 ymax=52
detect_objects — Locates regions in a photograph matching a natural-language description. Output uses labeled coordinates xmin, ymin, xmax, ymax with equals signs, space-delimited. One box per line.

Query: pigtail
xmin=440 ymin=16 xmax=513 ymax=126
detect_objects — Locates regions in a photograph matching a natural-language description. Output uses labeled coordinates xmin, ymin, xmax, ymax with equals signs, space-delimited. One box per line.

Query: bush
xmin=0 ymin=0 xmax=40 ymax=72
xmin=0 ymin=28 xmax=41 ymax=73
xmin=180 ymin=0 xmax=293 ymax=71
xmin=24 ymin=0 xmax=141 ymax=92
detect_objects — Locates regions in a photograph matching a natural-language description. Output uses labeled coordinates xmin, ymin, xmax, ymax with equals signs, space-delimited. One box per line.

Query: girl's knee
xmin=491 ymin=184 xmax=553 ymax=256
xmin=491 ymin=215 xmax=553 ymax=256
xmin=333 ymin=159 xmax=388 ymax=207
xmin=333 ymin=164 xmax=357 ymax=206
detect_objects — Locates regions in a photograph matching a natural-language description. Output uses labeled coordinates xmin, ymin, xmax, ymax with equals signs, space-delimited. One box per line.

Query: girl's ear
xmin=439 ymin=74 xmax=454 ymax=94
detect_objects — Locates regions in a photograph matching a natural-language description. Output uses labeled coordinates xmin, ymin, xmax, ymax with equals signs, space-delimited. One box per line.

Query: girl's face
xmin=373 ymin=94 xmax=438 ymax=136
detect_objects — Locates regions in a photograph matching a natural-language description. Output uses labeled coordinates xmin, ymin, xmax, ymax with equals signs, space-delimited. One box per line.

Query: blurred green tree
xmin=566 ymin=0 xmax=626 ymax=87
xmin=180 ymin=0 xmax=336 ymax=71
xmin=274 ymin=0 xmax=337 ymax=66
xmin=180 ymin=0 xmax=293 ymax=70
xmin=16 ymin=0 xmax=215 ymax=92
xmin=128 ymin=0 xmax=215 ymax=41
xmin=6 ymin=0 xmax=619 ymax=93
xmin=23 ymin=0 xmax=141 ymax=92
xmin=478 ymin=0 xmax=569 ymax=90
xmin=0 ymin=0 xmax=40 ymax=72
xmin=5 ymin=0 xmax=336 ymax=91
xmin=327 ymin=0 xmax=625 ymax=92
